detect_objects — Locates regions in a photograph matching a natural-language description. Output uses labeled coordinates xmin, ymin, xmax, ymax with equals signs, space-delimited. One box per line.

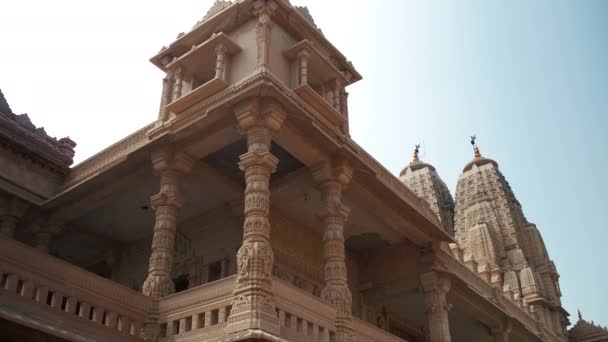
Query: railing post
xmin=5 ymin=274 xmax=18 ymax=292
xmin=65 ymin=297 xmax=78 ymax=314
xmin=92 ymin=307 xmax=103 ymax=323
xmin=78 ymin=302 xmax=91 ymax=318
xmin=50 ymin=291 xmax=63 ymax=309
xmin=35 ymin=286 xmax=49 ymax=304
xmin=21 ymin=280 xmax=34 ymax=298
xmin=105 ymin=312 xmax=118 ymax=328
xmin=192 ymin=313 xmax=202 ymax=330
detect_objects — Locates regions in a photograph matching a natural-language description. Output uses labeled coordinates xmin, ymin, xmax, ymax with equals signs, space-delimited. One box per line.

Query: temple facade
xmin=0 ymin=1 xmax=602 ymax=341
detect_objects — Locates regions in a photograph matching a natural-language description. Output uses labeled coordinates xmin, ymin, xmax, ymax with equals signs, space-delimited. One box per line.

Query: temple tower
xmin=399 ymin=145 xmax=455 ymax=235
xmin=453 ymin=138 xmax=568 ymax=338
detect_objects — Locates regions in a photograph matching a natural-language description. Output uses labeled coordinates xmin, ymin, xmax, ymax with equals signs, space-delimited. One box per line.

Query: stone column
xmin=332 ymin=80 xmax=342 ymax=113
xmin=297 ymin=49 xmax=310 ymax=87
xmin=142 ymin=146 xmax=194 ymax=341
xmin=29 ymin=219 xmax=63 ymax=253
xmin=215 ymin=44 xmax=228 ymax=81
xmin=312 ymin=160 xmax=354 ymax=342
xmin=420 ymin=271 xmax=452 ymax=342
xmin=253 ymin=0 xmax=277 ymax=69
xmin=172 ymin=66 xmax=183 ymax=101
xmin=158 ymin=56 xmax=174 ymax=122
xmin=0 ymin=196 xmax=28 ymax=238
xmin=225 ymin=98 xmax=285 ymax=336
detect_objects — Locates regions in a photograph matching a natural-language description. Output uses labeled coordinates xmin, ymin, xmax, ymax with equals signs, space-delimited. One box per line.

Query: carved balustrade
xmin=352 ymin=317 xmax=407 ymax=342
xmin=0 ymin=238 xmax=149 ymax=341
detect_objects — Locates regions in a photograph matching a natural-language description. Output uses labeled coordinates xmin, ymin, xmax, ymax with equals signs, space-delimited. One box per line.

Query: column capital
xmin=238 ymin=151 xmax=279 ymax=173
xmin=420 ymin=271 xmax=451 ymax=294
xmin=311 ymin=159 xmax=353 ymax=188
xmin=235 ymin=98 xmax=286 ymax=134
xmin=151 ymin=146 xmax=196 ymax=175
xmin=252 ymin=0 xmax=278 ymax=21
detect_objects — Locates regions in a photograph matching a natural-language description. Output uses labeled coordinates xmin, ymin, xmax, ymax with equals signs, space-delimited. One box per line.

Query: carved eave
xmin=0 ymin=110 xmax=74 ymax=175
xmin=271 ymin=0 xmax=362 ymax=85
xmin=150 ymin=1 xmax=243 ymax=70
xmin=150 ymin=0 xmax=361 ymax=86
xmin=166 ymin=32 xmax=241 ymax=73
xmin=284 ymin=40 xmax=348 ymax=84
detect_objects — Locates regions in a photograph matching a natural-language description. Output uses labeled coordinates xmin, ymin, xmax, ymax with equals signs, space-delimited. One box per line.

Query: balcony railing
xmin=0 ymin=237 xmax=150 ymax=341
xmin=156 ymin=276 xmax=404 ymax=342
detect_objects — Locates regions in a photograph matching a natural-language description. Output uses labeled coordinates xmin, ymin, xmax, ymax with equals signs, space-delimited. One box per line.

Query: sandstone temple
xmin=0 ymin=1 xmax=604 ymax=341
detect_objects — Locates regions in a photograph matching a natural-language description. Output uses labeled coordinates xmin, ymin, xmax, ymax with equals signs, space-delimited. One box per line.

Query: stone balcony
xmin=0 ymin=237 xmax=150 ymax=341
xmin=0 ymin=237 xmax=405 ymax=342
xmin=157 ymin=275 xmax=406 ymax=342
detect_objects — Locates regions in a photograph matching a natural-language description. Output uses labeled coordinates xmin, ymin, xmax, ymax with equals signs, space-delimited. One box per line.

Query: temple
xmin=0 ymin=1 xmax=602 ymax=341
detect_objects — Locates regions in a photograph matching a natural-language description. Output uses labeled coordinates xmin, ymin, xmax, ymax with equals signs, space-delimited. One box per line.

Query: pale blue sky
xmin=1 ymin=0 xmax=606 ymax=327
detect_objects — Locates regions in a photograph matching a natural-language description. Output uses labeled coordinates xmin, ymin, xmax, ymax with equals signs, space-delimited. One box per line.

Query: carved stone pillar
xmin=0 ymin=196 xmax=28 ymax=238
xmin=312 ymin=160 xmax=354 ymax=342
xmin=215 ymin=44 xmax=228 ymax=81
xmin=421 ymin=271 xmax=452 ymax=342
xmin=29 ymin=219 xmax=63 ymax=253
xmin=172 ymin=66 xmax=183 ymax=101
xmin=297 ymin=49 xmax=310 ymax=87
xmin=253 ymin=0 xmax=277 ymax=69
xmin=142 ymin=147 xmax=194 ymax=341
xmin=225 ymin=98 xmax=285 ymax=336
xmin=332 ymin=80 xmax=342 ymax=113
xmin=158 ymin=56 xmax=174 ymax=122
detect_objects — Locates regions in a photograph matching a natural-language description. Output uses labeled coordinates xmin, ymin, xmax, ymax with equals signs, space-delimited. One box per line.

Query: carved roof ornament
xmin=413 ymin=144 xmax=420 ymax=162
xmin=0 ymin=87 xmax=76 ymax=170
xmin=569 ymin=309 xmax=608 ymax=341
xmin=294 ymin=6 xmax=317 ymax=29
xmin=470 ymin=134 xmax=481 ymax=158
xmin=193 ymin=0 xmax=233 ymax=28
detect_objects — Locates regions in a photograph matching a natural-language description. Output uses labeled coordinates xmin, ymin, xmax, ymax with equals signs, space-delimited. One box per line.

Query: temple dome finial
xmin=413 ymin=144 xmax=420 ymax=162
xmin=471 ymin=134 xmax=481 ymax=158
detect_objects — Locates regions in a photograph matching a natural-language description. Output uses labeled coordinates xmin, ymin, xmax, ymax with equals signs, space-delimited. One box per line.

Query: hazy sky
xmin=1 ymin=0 xmax=606 ymax=328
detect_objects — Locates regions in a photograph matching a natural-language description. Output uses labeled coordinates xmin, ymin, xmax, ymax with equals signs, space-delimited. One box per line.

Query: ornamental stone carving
xmin=142 ymin=146 xmax=194 ymax=341
xmin=312 ymin=159 xmax=355 ymax=342
xmin=225 ymin=98 xmax=285 ymax=336
xmin=253 ymin=0 xmax=277 ymax=69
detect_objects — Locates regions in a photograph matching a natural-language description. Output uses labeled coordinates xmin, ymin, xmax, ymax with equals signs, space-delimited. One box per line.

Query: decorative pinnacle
xmin=470 ymin=134 xmax=481 ymax=158
xmin=413 ymin=144 xmax=421 ymax=162
xmin=578 ymin=309 xmax=583 ymax=321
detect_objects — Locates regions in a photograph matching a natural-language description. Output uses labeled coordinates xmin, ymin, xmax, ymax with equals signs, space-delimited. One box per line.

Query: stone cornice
xmin=0 ymin=110 xmax=75 ymax=174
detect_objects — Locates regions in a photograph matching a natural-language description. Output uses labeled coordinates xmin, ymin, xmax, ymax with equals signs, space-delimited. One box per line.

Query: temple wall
xmin=227 ymin=19 xmax=258 ymax=84
xmin=269 ymin=21 xmax=298 ymax=86
xmin=270 ymin=208 xmax=324 ymax=295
